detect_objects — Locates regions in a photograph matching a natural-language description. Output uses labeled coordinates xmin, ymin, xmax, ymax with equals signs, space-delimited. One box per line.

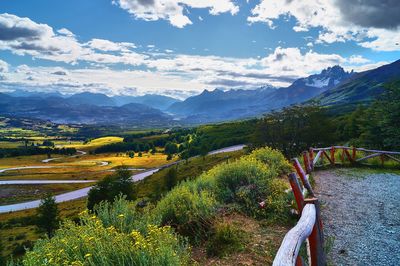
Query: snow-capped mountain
xmin=263 ymin=65 xmax=354 ymax=109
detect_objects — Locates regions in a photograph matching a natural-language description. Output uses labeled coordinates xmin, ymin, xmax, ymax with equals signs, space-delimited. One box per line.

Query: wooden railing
xmin=273 ymin=146 xmax=400 ymax=266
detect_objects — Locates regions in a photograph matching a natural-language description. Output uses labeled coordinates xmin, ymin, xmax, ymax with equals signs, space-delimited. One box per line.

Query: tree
xmin=151 ymin=147 xmax=157 ymax=155
xmin=253 ymin=104 xmax=336 ymax=157
xmin=138 ymin=152 xmax=143 ymax=157
xmin=359 ymin=81 xmax=400 ymax=150
xmin=87 ymin=169 xmax=135 ymax=210
xmin=165 ymin=167 xmax=178 ymax=191
xmin=36 ymin=194 xmax=60 ymax=237
xmin=166 ymin=153 xmax=173 ymax=160
xmin=42 ymin=140 xmax=55 ymax=147
xmin=127 ymin=151 xmax=135 ymax=158
xmin=199 ymin=143 xmax=209 ymax=160
xmin=164 ymin=142 xmax=178 ymax=155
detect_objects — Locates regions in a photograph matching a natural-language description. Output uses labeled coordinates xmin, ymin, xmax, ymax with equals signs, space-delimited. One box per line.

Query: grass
xmin=62 ymin=136 xmax=123 ymax=150
xmin=3 ymin=147 xmax=295 ymax=265
xmin=134 ymin=151 xmax=244 ymax=199
xmin=0 ymin=198 xmax=87 ymax=258
xmin=0 ymin=141 xmax=24 ymax=149
xmin=191 ymin=212 xmax=290 ymax=265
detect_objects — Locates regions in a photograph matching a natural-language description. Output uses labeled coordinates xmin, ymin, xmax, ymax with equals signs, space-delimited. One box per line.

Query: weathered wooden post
xmin=304 ymin=198 xmax=326 ymax=266
xmin=288 ymin=172 xmax=305 ymax=212
xmin=344 ymin=148 xmax=354 ymax=163
xmin=330 ymin=146 xmax=335 ymax=165
xmin=292 ymin=159 xmax=315 ymax=197
xmin=303 ymin=151 xmax=311 ymax=174
xmin=309 ymin=148 xmax=315 ymax=170
xmin=352 ymin=146 xmax=357 ymax=161
xmin=340 ymin=149 xmax=345 ymax=164
xmin=380 ymin=154 xmax=385 ymax=166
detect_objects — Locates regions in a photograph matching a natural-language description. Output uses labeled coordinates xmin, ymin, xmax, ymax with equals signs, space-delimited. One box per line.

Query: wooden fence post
xmin=352 ymin=146 xmax=357 ymax=161
xmin=344 ymin=149 xmax=354 ymax=163
xmin=330 ymin=146 xmax=335 ymax=165
xmin=303 ymin=151 xmax=311 ymax=174
xmin=340 ymin=149 xmax=345 ymax=164
xmin=309 ymin=148 xmax=315 ymax=170
xmin=288 ymin=172 xmax=305 ymax=212
xmin=304 ymin=198 xmax=326 ymax=266
xmin=292 ymin=159 xmax=315 ymax=197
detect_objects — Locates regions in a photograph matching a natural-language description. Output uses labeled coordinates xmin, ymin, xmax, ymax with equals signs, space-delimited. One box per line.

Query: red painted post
xmin=340 ymin=149 xmax=345 ymax=164
xmin=352 ymin=146 xmax=357 ymax=160
xmin=330 ymin=146 xmax=335 ymax=165
xmin=344 ymin=149 xmax=354 ymax=163
xmin=303 ymin=151 xmax=311 ymax=174
xmin=288 ymin=172 xmax=305 ymax=212
xmin=292 ymin=158 xmax=315 ymax=197
xmin=296 ymin=256 xmax=304 ymax=266
xmin=380 ymin=154 xmax=385 ymax=166
xmin=304 ymin=198 xmax=326 ymax=266
xmin=309 ymin=148 xmax=315 ymax=170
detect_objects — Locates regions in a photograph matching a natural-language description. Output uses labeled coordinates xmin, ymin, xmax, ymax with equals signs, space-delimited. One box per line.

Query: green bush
xmin=154 ymin=183 xmax=218 ymax=241
xmin=206 ymin=221 xmax=246 ymax=257
xmin=248 ymin=147 xmax=293 ymax=175
xmin=87 ymin=169 xmax=135 ymax=210
xmin=94 ymin=195 xmax=159 ymax=235
xmin=19 ymin=211 xmax=190 ymax=266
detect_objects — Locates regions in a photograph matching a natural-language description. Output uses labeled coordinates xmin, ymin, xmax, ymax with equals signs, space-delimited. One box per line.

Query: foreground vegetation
xmin=6 ymin=147 xmax=293 ymax=265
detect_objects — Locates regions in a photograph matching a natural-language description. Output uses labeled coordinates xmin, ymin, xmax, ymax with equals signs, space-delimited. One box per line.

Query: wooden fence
xmin=272 ymin=146 xmax=400 ymax=266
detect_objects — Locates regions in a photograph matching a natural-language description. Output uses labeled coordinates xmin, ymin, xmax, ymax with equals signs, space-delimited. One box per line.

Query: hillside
xmin=168 ymin=66 xmax=354 ymax=123
xmin=314 ymin=59 xmax=400 ymax=110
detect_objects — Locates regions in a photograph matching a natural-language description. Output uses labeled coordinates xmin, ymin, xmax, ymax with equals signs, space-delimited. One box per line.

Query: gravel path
xmin=314 ymin=168 xmax=400 ymax=266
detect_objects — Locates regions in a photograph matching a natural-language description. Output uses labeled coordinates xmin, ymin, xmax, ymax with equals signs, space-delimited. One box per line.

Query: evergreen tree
xmin=87 ymin=169 xmax=134 ymax=210
xmin=165 ymin=167 xmax=178 ymax=191
xmin=36 ymin=194 xmax=60 ymax=238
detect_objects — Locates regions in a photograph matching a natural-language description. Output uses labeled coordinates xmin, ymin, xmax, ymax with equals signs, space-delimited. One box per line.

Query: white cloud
xmin=248 ymin=0 xmax=400 ymax=51
xmin=114 ymin=0 xmax=238 ymax=28
xmin=57 ymin=28 xmax=75 ymax=37
xmin=86 ymin=38 xmax=136 ymax=52
xmin=0 ymin=59 xmax=8 ymax=72
xmin=0 ymin=13 xmax=147 ymax=66
xmin=0 ymin=13 xmax=385 ymax=99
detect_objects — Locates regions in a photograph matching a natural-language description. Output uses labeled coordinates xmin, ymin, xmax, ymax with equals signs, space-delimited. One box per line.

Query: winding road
xmin=0 ymin=144 xmax=246 ymax=213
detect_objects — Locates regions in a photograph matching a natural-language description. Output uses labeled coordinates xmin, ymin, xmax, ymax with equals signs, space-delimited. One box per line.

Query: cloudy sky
xmin=0 ymin=0 xmax=399 ymax=99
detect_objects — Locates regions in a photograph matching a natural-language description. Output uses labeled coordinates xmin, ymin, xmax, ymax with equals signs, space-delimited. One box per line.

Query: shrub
xmin=20 ymin=212 xmax=190 ymax=266
xmin=248 ymin=147 xmax=293 ymax=175
xmin=94 ymin=195 xmax=159 ymax=234
xmin=154 ymin=183 xmax=218 ymax=241
xmin=87 ymin=169 xmax=135 ymax=210
xmin=206 ymin=221 xmax=246 ymax=257
xmin=191 ymin=148 xmax=291 ymax=219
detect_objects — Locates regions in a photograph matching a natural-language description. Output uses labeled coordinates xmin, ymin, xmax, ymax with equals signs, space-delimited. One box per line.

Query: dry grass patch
xmin=191 ymin=212 xmax=290 ymax=266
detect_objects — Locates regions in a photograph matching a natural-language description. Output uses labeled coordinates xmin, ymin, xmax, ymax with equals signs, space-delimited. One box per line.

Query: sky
xmin=0 ymin=0 xmax=399 ymax=99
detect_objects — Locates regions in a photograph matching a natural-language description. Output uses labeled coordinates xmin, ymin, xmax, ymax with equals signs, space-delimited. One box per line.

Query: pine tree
xmin=36 ymin=194 xmax=60 ymax=238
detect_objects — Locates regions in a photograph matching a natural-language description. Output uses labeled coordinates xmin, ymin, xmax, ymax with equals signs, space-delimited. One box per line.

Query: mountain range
xmin=0 ymin=59 xmax=398 ymax=125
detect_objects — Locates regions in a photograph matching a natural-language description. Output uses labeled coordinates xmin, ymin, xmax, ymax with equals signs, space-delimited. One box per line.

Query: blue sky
xmin=0 ymin=0 xmax=399 ymax=99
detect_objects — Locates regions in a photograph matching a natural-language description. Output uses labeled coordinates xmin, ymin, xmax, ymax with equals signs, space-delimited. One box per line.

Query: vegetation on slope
xmin=9 ymin=147 xmax=293 ymax=265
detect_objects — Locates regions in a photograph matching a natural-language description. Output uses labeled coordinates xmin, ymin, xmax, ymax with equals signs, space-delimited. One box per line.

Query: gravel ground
xmin=314 ymin=168 xmax=400 ymax=266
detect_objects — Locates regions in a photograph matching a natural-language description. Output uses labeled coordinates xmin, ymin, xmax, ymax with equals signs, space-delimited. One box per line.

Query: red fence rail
xmin=273 ymin=146 xmax=400 ymax=266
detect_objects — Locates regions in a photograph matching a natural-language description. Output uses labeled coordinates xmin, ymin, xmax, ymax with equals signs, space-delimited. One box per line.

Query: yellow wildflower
xmin=84 ymin=253 xmax=92 ymax=258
